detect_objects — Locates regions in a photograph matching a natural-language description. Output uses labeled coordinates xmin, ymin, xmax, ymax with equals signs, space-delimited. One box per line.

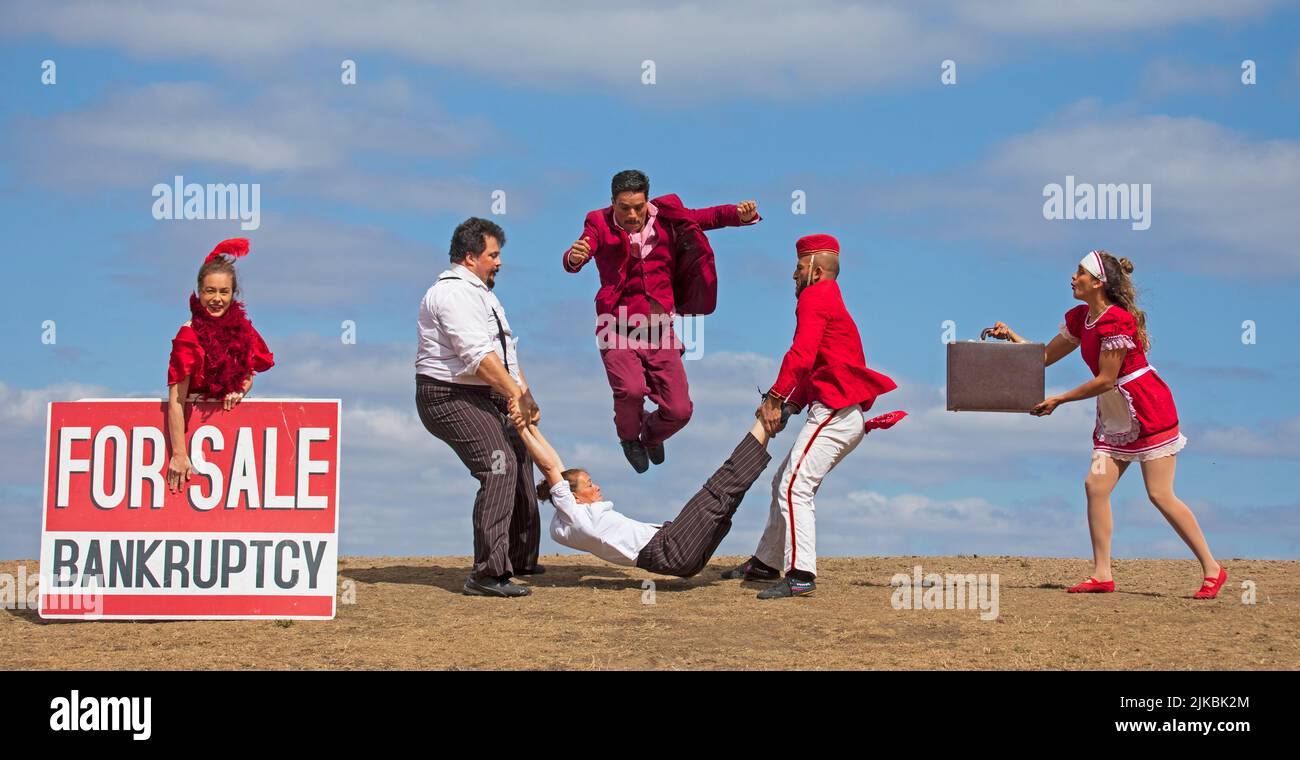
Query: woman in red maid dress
xmin=165 ymin=238 xmax=275 ymax=493
xmin=990 ymin=250 xmax=1226 ymax=599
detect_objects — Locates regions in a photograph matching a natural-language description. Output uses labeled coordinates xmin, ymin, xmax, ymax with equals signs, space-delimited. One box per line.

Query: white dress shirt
xmin=416 ymin=264 xmax=520 ymax=386
xmin=547 ymin=481 xmax=661 ymax=566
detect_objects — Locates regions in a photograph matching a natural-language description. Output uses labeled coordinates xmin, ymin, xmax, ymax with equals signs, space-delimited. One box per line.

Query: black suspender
xmin=490 ymin=309 xmax=509 ymax=374
xmin=435 ymin=276 xmax=510 ymax=373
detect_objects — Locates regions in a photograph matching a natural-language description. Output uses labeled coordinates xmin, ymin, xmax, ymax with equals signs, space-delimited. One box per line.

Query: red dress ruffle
xmin=1062 ymin=304 xmax=1185 ymax=460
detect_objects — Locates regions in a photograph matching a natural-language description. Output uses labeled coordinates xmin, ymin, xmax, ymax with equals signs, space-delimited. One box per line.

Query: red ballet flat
xmin=1067 ymin=576 xmax=1115 ymax=593
xmin=1193 ymin=566 xmax=1227 ymax=599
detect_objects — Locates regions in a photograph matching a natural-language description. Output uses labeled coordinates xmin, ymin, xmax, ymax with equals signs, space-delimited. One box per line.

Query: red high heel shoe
xmin=1067 ymin=576 xmax=1115 ymax=593
xmin=1193 ymin=566 xmax=1227 ymax=599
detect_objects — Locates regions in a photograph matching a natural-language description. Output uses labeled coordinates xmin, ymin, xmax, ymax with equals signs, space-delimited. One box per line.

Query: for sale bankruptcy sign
xmin=39 ymin=399 xmax=341 ymax=620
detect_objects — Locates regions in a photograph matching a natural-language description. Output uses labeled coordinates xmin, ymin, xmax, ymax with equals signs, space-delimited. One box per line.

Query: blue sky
xmin=2 ymin=1 xmax=1298 ymax=562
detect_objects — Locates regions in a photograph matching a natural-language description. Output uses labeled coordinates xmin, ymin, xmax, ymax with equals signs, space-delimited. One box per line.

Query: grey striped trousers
xmin=635 ymin=433 xmax=772 ymax=577
xmin=415 ymin=375 xmax=540 ymax=580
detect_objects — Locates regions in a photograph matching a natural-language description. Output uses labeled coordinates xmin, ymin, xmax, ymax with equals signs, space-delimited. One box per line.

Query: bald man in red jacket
xmin=723 ymin=233 xmax=897 ymax=599
xmin=564 ymin=169 xmax=760 ymax=473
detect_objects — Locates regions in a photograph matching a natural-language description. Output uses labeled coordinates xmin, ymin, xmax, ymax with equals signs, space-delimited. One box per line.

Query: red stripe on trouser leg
xmin=786 ymin=414 xmax=835 ymax=571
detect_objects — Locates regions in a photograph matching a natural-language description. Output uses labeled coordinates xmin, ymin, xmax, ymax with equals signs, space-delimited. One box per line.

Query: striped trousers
xmin=635 ymin=432 xmax=772 ymax=577
xmin=415 ymin=375 xmax=540 ymax=580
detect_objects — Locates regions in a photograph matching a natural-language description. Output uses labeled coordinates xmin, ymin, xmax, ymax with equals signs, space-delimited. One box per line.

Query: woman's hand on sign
xmin=223 ymin=391 xmax=245 ymax=411
xmin=167 ymin=453 xmax=192 ymax=493
xmin=1030 ymin=396 xmax=1061 ymax=417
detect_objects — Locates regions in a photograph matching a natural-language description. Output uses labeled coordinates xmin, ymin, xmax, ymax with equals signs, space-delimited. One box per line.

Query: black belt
xmin=416 ymin=374 xmax=495 ymax=393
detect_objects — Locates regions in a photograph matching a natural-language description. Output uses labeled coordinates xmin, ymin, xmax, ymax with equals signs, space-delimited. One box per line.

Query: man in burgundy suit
xmin=563 ymin=169 xmax=761 ymax=473
xmin=722 ymin=233 xmax=898 ymax=599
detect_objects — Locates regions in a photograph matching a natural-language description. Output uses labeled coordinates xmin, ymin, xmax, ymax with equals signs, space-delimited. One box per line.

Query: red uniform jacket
xmin=769 ymin=280 xmax=896 ymax=412
xmin=562 ymin=194 xmax=760 ymax=317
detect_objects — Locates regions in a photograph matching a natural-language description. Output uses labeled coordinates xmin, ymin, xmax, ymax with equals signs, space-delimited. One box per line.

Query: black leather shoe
xmin=756 ymin=576 xmax=816 ymax=599
xmin=645 ymin=441 xmax=665 ymax=466
xmin=463 ymin=576 xmax=532 ymax=597
xmin=721 ymin=557 xmax=780 ymax=582
xmin=514 ymin=565 xmax=545 ymax=576
xmin=621 ymin=440 xmax=650 ymax=473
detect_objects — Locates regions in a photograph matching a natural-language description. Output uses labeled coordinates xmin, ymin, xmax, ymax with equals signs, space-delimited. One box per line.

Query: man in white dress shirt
xmin=415 ymin=217 xmax=542 ymax=598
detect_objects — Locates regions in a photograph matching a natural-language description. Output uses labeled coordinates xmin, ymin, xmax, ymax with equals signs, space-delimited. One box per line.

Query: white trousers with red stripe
xmin=754 ymin=402 xmax=864 ymax=576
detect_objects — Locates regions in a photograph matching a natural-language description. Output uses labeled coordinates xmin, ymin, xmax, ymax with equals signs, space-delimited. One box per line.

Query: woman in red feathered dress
xmin=165 ymin=238 xmax=275 ymax=492
xmin=990 ymin=250 xmax=1226 ymax=600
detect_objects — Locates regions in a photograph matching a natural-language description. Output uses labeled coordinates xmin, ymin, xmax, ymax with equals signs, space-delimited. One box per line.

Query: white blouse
xmin=547 ymin=481 xmax=661 ymax=566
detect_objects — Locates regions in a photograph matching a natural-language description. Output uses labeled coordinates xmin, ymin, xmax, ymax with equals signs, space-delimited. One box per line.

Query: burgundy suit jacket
xmin=562 ymin=193 xmax=760 ymax=316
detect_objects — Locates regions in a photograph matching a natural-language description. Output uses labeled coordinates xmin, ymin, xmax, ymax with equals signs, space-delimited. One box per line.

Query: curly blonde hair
xmin=1095 ymin=250 xmax=1150 ymax=351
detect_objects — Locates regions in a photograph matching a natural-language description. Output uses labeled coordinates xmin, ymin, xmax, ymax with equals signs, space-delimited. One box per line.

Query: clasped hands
xmin=755 ymin=393 xmax=797 ymax=436
xmin=508 ymin=388 xmax=541 ymax=428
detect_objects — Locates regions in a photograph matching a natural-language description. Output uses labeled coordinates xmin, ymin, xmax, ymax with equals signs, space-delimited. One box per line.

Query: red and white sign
xmin=39 ymin=399 xmax=341 ymax=620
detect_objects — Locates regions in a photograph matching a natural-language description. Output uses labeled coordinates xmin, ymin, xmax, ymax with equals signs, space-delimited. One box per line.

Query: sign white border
xmin=38 ymin=398 xmax=342 ymax=621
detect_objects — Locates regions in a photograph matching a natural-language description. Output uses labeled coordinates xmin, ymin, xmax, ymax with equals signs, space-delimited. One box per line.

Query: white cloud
xmin=820 ymin=489 xmax=1081 ymax=556
xmin=114 ymin=212 xmax=436 ymax=310
xmin=1137 ymin=57 xmax=1241 ymax=99
xmin=955 ymin=0 xmax=1276 ymax=34
xmin=849 ymin=105 xmax=1300 ymax=276
xmin=0 ymin=381 xmax=111 ymax=560
xmin=1195 ymin=414 xmax=1300 ymax=458
xmin=5 ymin=1 xmax=1281 ymax=99
xmin=7 ymin=79 xmax=494 ymax=195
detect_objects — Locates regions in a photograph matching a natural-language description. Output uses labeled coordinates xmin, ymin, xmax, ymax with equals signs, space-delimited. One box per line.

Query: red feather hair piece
xmin=205 ymin=237 xmax=250 ymax=264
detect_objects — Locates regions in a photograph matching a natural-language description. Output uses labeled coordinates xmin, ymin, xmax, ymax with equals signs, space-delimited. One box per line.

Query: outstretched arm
xmin=684 ymin=201 xmax=761 ymax=230
xmin=989 ymin=322 xmax=1077 ymax=366
xmin=517 ymin=424 xmax=566 ymax=486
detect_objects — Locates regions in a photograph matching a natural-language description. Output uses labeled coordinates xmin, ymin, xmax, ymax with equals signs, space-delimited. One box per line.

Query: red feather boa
xmin=188 ymin=293 xmax=257 ymax=397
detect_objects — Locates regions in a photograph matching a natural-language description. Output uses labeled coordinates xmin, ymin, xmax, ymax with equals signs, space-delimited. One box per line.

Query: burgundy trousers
xmin=599 ymin=342 xmax=692 ymax=445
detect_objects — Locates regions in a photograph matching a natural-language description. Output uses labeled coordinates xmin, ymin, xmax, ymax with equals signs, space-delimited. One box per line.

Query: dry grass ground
xmin=2 ymin=555 xmax=1295 ymax=670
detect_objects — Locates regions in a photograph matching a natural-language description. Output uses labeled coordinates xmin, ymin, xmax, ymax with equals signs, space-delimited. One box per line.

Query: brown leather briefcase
xmin=947 ymin=329 xmax=1044 ymax=412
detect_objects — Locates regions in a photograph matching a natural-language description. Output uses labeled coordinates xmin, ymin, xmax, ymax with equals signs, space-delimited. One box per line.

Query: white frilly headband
xmin=1080 ymin=250 xmax=1107 ymax=283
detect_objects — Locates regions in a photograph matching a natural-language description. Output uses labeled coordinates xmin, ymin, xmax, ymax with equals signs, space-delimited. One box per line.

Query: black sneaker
xmin=645 ymin=441 xmax=665 ymax=466
xmin=721 ymin=557 xmax=780 ymax=582
xmin=621 ymin=439 xmax=649 ymax=473
xmin=756 ymin=576 xmax=816 ymax=599
xmin=463 ymin=576 xmax=532 ymax=597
